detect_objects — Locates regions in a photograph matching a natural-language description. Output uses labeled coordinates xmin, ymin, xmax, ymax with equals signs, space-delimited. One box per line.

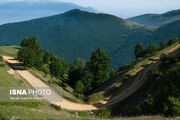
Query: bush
xmin=93 ymin=109 xmax=111 ymax=118
xmin=50 ymin=104 xmax=61 ymax=111
xmin=160 ymin=40 xmax=168 ymax=49
xmin=168 ymin=37 xmax=179 ymax=45
xmin=0 ymin=56 xmax=3 ymax=61
xmin=168 ymin=97 xmax=180 ymax=116
xmin=88 ymin=92 xmax=105 ymax=104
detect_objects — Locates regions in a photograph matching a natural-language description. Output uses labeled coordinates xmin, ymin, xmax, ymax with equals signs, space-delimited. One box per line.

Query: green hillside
xmin=0 ymin=9 xmax=154 ymax=68
xmin=128 ymin=9 xmax=180 ymax=26
xmin=112 ymin=47 xmax=180 ymax=116
xmin=0 ymin=9 xmax=180 ymax=68
xmin=0 ymin=47 xmax=173 ymax=120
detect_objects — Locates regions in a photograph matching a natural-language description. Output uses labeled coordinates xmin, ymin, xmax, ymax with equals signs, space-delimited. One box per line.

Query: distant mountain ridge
xmin=0 ymin=1 xmax=98 ymax=25
xmin=128 ymin=9 xmax=180 ymax=26
xmin=0 ymin=9 xmax=180 ymax=68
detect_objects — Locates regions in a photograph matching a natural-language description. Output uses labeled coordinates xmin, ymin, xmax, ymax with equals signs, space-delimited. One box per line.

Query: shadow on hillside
xmin=7 ymin=62 xmax=26 ymax=70
xmin=92 ymin=61 xmax=160 ymax=110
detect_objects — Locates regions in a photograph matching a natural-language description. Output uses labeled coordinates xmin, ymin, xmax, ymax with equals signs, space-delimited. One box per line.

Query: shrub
xmin=168 ymin=97 xmax=180 ymax=116
xmin=50 ymin=104 xmax=61 ymax=111
xmin=88 ymin=92 xmax=105 ymax=104
xmin=168 ymin=37 xmax=179 ymax=45
xmin=93 ymin=109 xmax=111 ymax=118
xmin=0 ymin=56 xmax=3 ymax=61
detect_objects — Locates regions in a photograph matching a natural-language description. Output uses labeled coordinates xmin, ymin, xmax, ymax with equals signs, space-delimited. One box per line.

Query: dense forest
xmin=128 ymin=9 xmax=180 ymax=26
xmin=0 ymin=9 xmax=180 ymax=68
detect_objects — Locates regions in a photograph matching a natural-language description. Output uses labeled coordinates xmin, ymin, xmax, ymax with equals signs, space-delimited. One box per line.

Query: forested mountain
xmin=0 ymin=9 xmax=180 ymax=68
xmin=0 ymin=1 xmax=97 ymax=25
xmin=128 ymin=9 xmax=180 ymax=26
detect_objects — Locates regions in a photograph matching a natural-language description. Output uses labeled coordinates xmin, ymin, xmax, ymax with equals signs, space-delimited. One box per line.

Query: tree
xmin=146 ymin=43 xmax=158 ymax=55
xmin=160 ymin=40 xmax=168 ymax=49
xmin=68 ymin=59 xmax=85 ymax=86
xmin=135 ymin=42 xmax=145 ymax=58
xmin=41 ymin=64 xmax=50 ymax=74
xmin=17 ymin=47 xmax=43 ymax=69
xmin=87 ymin=48 xmax=112 ymax=87
xmin=73 ymin=58 xmax=85 ymax=69
xmin=81 ymin=72 xmax=94 ymax=92
xmin=168 ymin=37 xmax=179 ymax=45
xmin=21 ymin=36 xmax=40 ymax=49
xmin=43 ymin=50 xmax=51 ymax=64
xmin=74 ymin=80 xmax=85 ymax=94
xmin=49 ymin=56 xmax=63 ymax=79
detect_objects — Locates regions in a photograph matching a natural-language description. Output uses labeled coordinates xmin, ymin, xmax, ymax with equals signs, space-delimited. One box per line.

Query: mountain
xmin=128 ymin=9 xmax=180 ymax=26
xmin=0 ymin=1 xmax=98 ymax=25
xmin=0 ymin=9 xmax=179 ymax=68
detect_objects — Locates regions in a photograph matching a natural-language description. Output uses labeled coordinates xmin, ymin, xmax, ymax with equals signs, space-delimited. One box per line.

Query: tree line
xmin=134 ymin=37 xmax=179 ymax=59
xmin=17 ymin=37 xmax=112 ymax=99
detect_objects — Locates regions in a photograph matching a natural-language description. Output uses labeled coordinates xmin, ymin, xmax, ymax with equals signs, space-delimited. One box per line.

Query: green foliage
xmin=43 ymin=50 xmax=51 ymax=64
xmin=168 ymin=37 xmax=179 ymax=45
xmin=0 ymin=55 xmax=2 ymax=61
xmin=41 ymin=64 xmax=50 ymax=74
xmin=73 ymin=58 xmax=86 ymax=69
xmin=0 ymin=46 xmax=20 ymax=57
xmin=74 ymin=80 xmax=85 ymax=94
xmin=160 ymin=49 xmax=180 ymax=66
xmin=128 ymin=9 xmax=180 ymax=26
xmin=68 ymin=59 xmax=85 ymax=86
xmin=49 ymin=56 xmax=64 ymax=79
xmin=18 ymin=47 xmax=43 ymax=69
xmin=146 ymin=43 xmax=158 ymax=55
xmin=0 ymin=102 xmax=43 ymax=108
xmin=160 ymin=40 xmax=168 ymax=49
xmin=21 ymin=36 xmax=40 ymax=49
xmin=18 ymin=37 xmax=43 ymax=69
xmin=168 ymin=97 xmax=180 ymax=116
xmin=87 ymin=48 xmax=112 ymax=87
xmin=88 ymin=92 xmax=105 ymax=104
xmin=80 ymin=72 xmax=94 ymax=92
xmin=18 ymin=37 xmax=68 ymax=84
xmin=129 ymin=49 xmax=180 ymax=116
xmin=50 ymin=104 xmax=61 ymax=111
xmin=0 ymin=9 xmax=170 ymax=69
xmin=135 ymin=42 xmax=145 ymax=58
xmin=93 ymin=109 xmax=111 ymax=118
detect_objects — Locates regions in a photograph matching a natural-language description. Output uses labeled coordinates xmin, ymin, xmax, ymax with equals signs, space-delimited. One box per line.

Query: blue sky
xmin=1 ymin=0 xmax=180 ymax=18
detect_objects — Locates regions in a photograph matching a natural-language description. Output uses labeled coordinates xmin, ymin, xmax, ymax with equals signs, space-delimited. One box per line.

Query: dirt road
xmin=96 ymin=43 xmax=180 ymax=107
xmin=3 ymin=56 xmax=97 ymax=111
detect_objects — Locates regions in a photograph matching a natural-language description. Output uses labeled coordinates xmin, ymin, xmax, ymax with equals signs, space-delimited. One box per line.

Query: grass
xmin=0 ymin=45 xmax=20 ymax=57
xmin=0 ymin=46 xmax=179 ymax=119
xmin=0 ymin=62 xmax=28 ymax=87
xmin=88 ymin=92 xmax=105 ymax=104
xmin=29 ymin=68 xmax=84 ymax=103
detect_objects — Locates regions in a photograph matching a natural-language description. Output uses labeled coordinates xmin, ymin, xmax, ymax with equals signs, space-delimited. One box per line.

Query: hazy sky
xmin=1 ymin=0 xmax=180 ymax=18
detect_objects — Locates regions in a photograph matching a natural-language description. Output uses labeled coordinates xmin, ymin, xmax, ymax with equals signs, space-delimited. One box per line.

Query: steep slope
xmin=90 ymin=42 xmax=180 ymax=115
xmin=0 ymin=1 xmax=98 ymax=25
xmin=0 ymin=9 xmax=154 ymax=68
xmin=151 ymin=20 xmax=180 ymax=40
xmin=128 ymin=9 xmax=180 ymax=26
xmin=111 ymin=46 xmax=180 ymax=116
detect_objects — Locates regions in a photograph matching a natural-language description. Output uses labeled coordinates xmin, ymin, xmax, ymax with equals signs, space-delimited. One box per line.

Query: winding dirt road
xmin=3 ymin=43 xmax=180 ymax=110
xmin=3 ymin=56 xmax=97 ymax=111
